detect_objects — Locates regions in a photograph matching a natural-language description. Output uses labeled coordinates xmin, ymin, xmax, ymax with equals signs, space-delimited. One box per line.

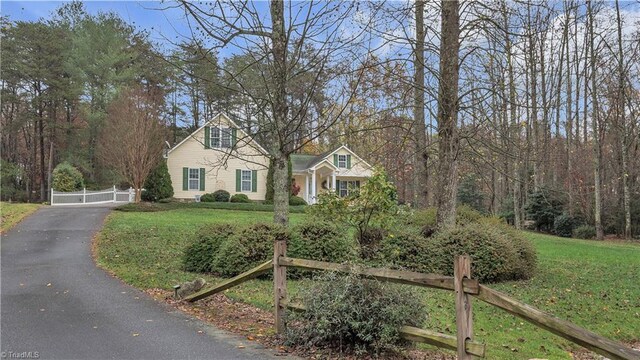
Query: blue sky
xmin=1 ymin=1 xmax=203 ymax=51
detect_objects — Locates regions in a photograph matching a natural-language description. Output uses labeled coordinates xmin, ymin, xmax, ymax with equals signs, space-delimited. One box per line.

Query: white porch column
xmin=332 ymin=172 xmax=336 ymax=191
xmin=304 ymin=174 xmax=310 ymax=202
xmin=326 ymin=175 xmax=330 ymax=190
xmin=311 ymin=169 xmax=317 ymax=204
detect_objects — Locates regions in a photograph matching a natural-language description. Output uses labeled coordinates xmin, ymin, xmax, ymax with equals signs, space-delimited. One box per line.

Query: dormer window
xmin=211 ymin=127 xmax=232 ymax=148
xmin=338 ymin=154 xmax=347 ymax=168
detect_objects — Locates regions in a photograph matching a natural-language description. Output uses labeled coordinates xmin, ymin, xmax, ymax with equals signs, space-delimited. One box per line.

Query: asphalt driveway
xmin=1 ymin=206 xmax=288 ymax=360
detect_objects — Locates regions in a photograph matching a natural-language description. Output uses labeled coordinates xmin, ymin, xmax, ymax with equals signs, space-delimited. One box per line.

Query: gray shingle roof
xmin=290 ymin=154 xmax=319 ymax=172
xmin=290 ymin=146 xmax=340 ymax=172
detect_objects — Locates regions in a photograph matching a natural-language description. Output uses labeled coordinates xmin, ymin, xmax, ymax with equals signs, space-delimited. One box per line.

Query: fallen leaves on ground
xmin=144 ymin=288 xmax=455 ymax=359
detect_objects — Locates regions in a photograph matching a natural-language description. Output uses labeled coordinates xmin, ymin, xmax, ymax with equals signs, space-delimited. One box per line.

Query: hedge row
xmin=183 ymin=221 xmax=355 ymax=278
xmin=115 ymin=201 xmax=307 ymax=213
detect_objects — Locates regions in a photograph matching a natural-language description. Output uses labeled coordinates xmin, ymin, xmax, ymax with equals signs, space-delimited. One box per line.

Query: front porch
xmin=293 ymin=162 xmax=364 ymax=204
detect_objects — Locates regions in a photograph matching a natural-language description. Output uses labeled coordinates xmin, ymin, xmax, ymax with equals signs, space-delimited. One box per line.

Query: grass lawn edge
xmin=0 ymin=202 xmax=43 ymax=234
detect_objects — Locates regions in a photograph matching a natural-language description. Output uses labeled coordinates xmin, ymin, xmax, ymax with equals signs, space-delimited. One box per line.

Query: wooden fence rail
xmin=185 ymin=251 xmax=640 ymax=360
xmin=184 ymin=260 xmax=272 ymax=302
xmin=474 ymin=285 xmax=640 ymax=360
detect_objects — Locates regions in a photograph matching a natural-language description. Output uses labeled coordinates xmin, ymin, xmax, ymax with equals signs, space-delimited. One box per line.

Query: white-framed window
xmin=188 ymin=168 xmax=200 ymax=190
xmin=339 ymin=180 xmax=359 ymax=197
xmin=241 ymin=170 xmax=252 ymax=192
xmin=338 ymin=154 xmax=347 ymax=168
xmin=211 ymin=127 xmax=232 ymax=148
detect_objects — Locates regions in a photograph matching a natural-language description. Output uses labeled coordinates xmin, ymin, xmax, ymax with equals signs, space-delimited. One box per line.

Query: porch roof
xmin=290 ymin=148 xmax=336 ymax=172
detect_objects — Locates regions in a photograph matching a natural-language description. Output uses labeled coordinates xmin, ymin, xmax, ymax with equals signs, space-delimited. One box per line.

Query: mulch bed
xmin=145 ymin=289 xmax=639 ymax=359
xmin=145 ymin=288 xmax=454 ymax=359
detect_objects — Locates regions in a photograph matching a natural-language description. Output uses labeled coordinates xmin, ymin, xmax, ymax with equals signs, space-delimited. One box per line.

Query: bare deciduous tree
xmin=177 ymin=0 xmax=373 ymax=225
xmin=435 ymin=0 xmax=461 ymax=227
xmin=99 ymin=86 xmax=167 ymax=202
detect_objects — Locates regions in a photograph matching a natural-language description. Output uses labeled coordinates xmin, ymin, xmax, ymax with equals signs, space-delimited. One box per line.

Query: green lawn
xmin=95 ymin=208 xmax=640 ymax=359
xmin=1 ymin=202 xmax=41 ymax=233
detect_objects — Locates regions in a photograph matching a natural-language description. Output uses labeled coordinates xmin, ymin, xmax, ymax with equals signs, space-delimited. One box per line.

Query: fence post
xmin=83 ymin=188 xmax=86 ymax=204
xmin=455 ymin=255 xmax=473 ymax=360
xmin=273 ymin=236 xmax=287 ymax=334
xmin=113 ymin=185 xmax=117 ymax=203
xmin=50 ymin=187 xmax=54 ymax=206
xmin=128 ymin=187 xmax=133 ymax=202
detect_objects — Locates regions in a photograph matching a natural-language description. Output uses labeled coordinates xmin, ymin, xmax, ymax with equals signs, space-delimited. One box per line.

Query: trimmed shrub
xmin=289 ymin=221 xmax=355 ymax=277
xmin=553 ymin=213 xmax=576 ymax=237
xmin=289 ymin=195 xmax=307 ymax=206
xmin=211 ymin=223 xmax=287 ymax=277
xmin=200 ymin=193 xmax=215 ymax=202
xmin=142 ymin=161 xmax=173 ymax=202
xmin=428 ymin=223 xmax=536 ymax=283
xmin=290 ymin=221 xmax=355 ymax=262
xmin=52 ymin=162 xmax=84 ymax=192
xmin=378 ymin=230 xmax=434 ymax=274
xmin=456 ymin=204 xmax=484 ymax=225
xmin=573 ymin=225 xmax=596 ymax=240
xmin=406 ymin=206 xmax=484 ymax=233
xmin=285 ymin=272 xmax=426 ymax=356
xmin=230 ymin=193 xmax=251 ymax=203
xmin=212 ymin=189 xmax=231 ymax=202
xmin=201 ymin=190 xmax=230 ymax=202
xmin=183 ymin=224 xmax=237 ymax=273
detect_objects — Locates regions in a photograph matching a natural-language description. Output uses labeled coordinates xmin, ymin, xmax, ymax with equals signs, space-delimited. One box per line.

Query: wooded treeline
xmin=2 ymin=1 xmax=639 ymax=237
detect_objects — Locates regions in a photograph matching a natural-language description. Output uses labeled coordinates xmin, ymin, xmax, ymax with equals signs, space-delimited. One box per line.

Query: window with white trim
xmin=338 ymin=154 xmax=347 ymax=168
xmin=339 ymin=180 xmax=359 ymax=197
xmin=188 ymin=168 xmax=200 ymax=190
xmin=211 ymin=127 xmax=231 ymax=148
xmin=241 ymin=170 xmax=252 ymax=192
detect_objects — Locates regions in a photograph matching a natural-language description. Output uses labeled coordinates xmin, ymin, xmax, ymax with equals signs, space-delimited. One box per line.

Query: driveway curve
xmin=1 ymin=206 xmax=288 ymax=360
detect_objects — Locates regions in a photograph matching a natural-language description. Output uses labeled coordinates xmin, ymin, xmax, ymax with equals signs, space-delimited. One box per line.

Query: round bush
xmin=553 ymin=213 xmax=575 ymax=237
xmin=211 ymin=223 xmax=287 ymax=277
xmin=573 ymin=225 xmax=596 ymax=239
xmin=212 ymin=190 xmax=231 ymax=202
xmin=455 ymin=204 xmax=484 ymax=225
xmin=200 ymin=193 xmax=215 ymax=202
xmin=142 ymin=161 xmax=173 ymax=202
xmin=285 ymin=271 xmax=426 ymax=355
xmin=230 ymin=193 xmax=251 ymax=203
xmin=289 ymin=195 xmax=307 ymax=206
xmin=406 ymin=206 xmax=484 ymax=232
xmin=52 ymin=162 xmax=84 ymax=192
xmin=428 ymin=223 xmax=537 ymax=283
xmin=378 ymin=230 xmax=434 ymax=274
xmin=183 ymin=224 xmax=237 ymax=273
xmin=289 ymin=221 xmax=355 ymax=271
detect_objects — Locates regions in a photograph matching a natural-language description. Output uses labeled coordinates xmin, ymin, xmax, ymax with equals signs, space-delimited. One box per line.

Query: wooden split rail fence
xmin=185 ymin=241 xmax=640 ymax=360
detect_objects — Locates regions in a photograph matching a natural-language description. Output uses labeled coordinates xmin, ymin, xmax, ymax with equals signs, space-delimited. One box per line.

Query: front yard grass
xmin=95 ymin=208 xmax=640 ymax=359
xmin=1 ymin=202 xmax=41 ymax=233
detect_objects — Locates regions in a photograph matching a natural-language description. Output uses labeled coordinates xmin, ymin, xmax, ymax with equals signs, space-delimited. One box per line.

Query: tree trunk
xmin=435 ymin=0 xmax=460 ymax=227
xmin=270 ymin=0 xmax=290 ymax=226
xmin=414 ymin=0 xmax=429 ymax=208
xmin=38 ymin=94 xmax=46 ymax=202
xmin=615 ymin=0 xmax=631 ymax=238
xmin=503 ymin=1 xmax=522 ymax=229
xmin=565 ymin=1 xmax=573 ymax=215
xmin=588 ymin=0 xmax=604 ymax=240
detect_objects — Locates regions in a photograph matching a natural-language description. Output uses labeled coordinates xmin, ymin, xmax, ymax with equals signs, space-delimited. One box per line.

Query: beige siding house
xmin=166 ymin=113 xmax=373 ymax=202
xmin=291 ymin=147 xmax=373 ymax=204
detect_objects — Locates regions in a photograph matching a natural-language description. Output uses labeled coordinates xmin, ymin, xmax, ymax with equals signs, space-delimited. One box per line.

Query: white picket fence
xmin=51 ymin=186 xmax=134 ymax=206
